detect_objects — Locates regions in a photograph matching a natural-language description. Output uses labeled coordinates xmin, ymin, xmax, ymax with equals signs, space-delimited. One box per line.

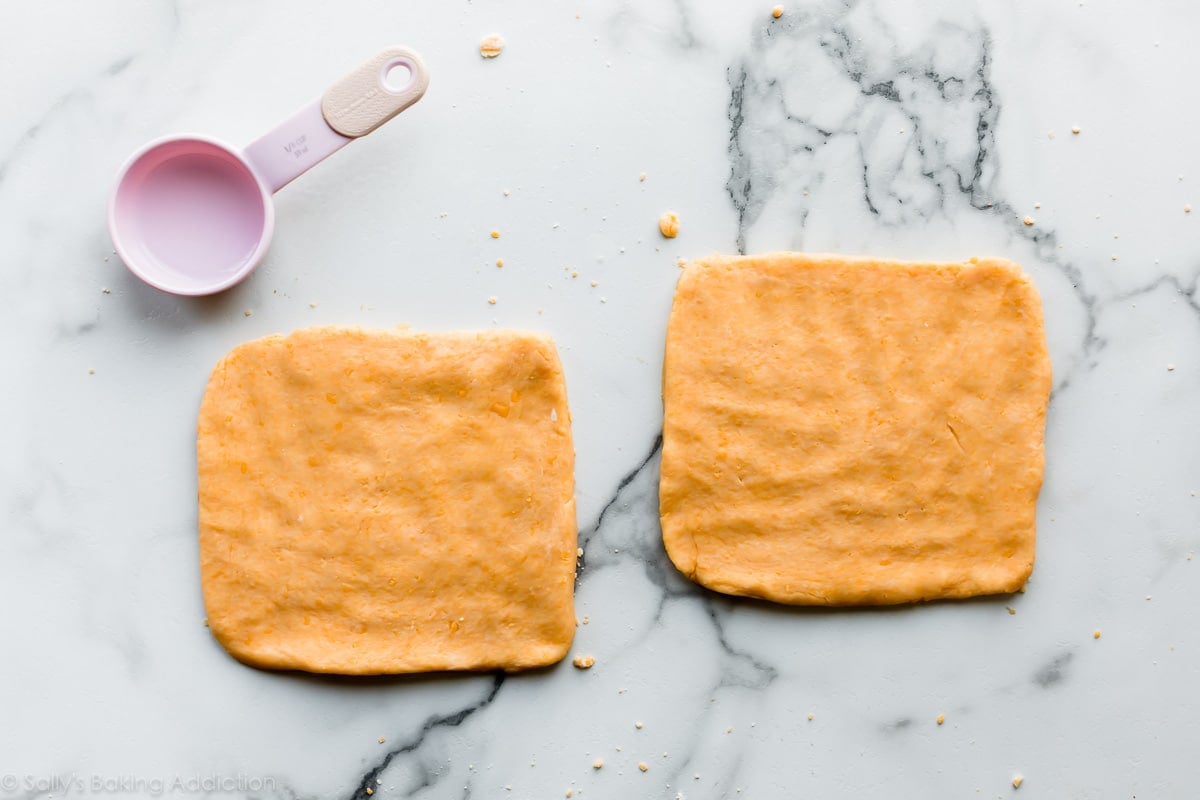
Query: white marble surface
xmin=3 ymin=1 xmax=1199 ymax=797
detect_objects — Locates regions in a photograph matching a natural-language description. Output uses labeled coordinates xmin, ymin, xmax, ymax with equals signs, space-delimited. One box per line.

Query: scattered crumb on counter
xmin=573 ymin=654 xmax=595 ymax=669
xmin=1071 ymin=126 xmax=1081 ymax=134
xmin=772 ymin=5 xmax=784 ymax=18
xmin=936 ymin=714 xmax=945 ymax=725
xmin=101 ymin=287 xmax=111 ymax=294
xmin=309 ymin=302 xmax=318 ymax=309
xmin=590 ymin=280 xmax=598 ymax=287
xmin=807 ymin=713 xmax=814 ymax=721
xmin=88 ymin=368 xmax=95 ymax=375
xmin=496 ymin=259 xmax=504 ymax=268
xmin=1186 ymin=204 xmax=1193 ymax=213
xmin=244 ymin=309 xmax=253 ymax=317
xmin=1023 ymin=216 xmax=1034 ymax=226
xmin=571 ymin=270 xmax=579 ymax=278
xmin=1033 ymin=202 xmax=1041 ymax=209
xmin=1047 ymin=130 xmax=1055 ymax=139
xmin=576 ymin=547 xmax=584 ymax=557
xmin=487 ymin=296 xmax=497 ymax=305
xmin=565 ymin=790 xmax=573 ymax=798
xmin=1006 ymin=606 xmax=1016 ymax=615
xmin=582 ymin=615 xmax=590 ymax=624
xmin=726 ymin=726 xmax=733 ymax=734
xmin=378 ymin=736 xmax=386 ymax=744
xmin=658 ymin=211 xmax=680 ymax=238
xmin=635 ymin=721 xmax=643 ymax=729
xmin=1167 ymin=363 xmax=1176 ymax=371
xmin=1146 ymin=595 xmax=1152 ymax=600
xmin=1111 ymin=255 xmax=1118 ymax=261
xmin=638 ymin=762 xmax=649 ymax=772
xmin=639 ymin=172 xmax=646 ymax=182
xmin=676 ymin=258 xmax=686 ymax=268
xmin=480 ymin=34 xmax=505 ymax=58
xmin=537 ymin=308 xmax=544 ymax=315
xmin=366 ymin=788 xmax=373 ymax=796
xmin=491 ymin=230 xmax=501 ymax=239
xmin=592 ymin=759 xmax=604 ymax=770
xmin=600 ymin=297 xmax=607 ymax=303
xmin=503 ymin=189 xmax=510 ymax=196
xmin=1012 ymin=775 xmax=1024 ymax=789
xmin=1093 ymin=629 xmax=1102 ymax=639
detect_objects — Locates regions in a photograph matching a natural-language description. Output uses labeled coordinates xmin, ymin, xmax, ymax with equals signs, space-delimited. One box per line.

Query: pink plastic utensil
xmin=109 ymin=47 xmax=429 ymax=296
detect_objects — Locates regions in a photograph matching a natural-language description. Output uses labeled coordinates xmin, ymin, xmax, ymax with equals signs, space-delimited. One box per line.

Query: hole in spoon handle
xmin=321 ymin=46 xmax=430 ymax=138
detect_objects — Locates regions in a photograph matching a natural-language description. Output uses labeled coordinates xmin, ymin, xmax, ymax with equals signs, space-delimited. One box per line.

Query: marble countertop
xmin=4 ymin=1 xmax=1198 ymax=798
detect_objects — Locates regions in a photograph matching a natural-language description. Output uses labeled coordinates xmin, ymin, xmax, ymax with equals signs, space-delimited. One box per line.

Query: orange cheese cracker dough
xmin=660 ymin=253 xmax=1052 ymax=605
xmin=198 ymin=326 xmax=577 ymax=673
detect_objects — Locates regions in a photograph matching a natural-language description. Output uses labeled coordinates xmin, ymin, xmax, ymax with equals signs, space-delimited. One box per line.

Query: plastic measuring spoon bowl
xmin=109 ymin=136 xmax=273 ymax=295
xmin=108 ymin=47 xmax=429 ymax=296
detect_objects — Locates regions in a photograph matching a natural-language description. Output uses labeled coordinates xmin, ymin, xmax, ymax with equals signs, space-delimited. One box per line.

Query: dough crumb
xmin=378 ymin=736 xmax=386 ymax=744
xmin=496 ymin=259 xmax=504 ymax=268
xmin=638 ymin=762 xmax=649 ymax=772
xmin=366 ymin=789 xmax=374 ymax=796
xmin=1167 ymin=363 xmax=1176 ymax=371
xmin=936 ymin=714 xmax=945 ymax=725
xmin=1006 ymin=606 xmax=1017 ymax=615
xmin=487 ymin=296 xmax=498 ymax=305
xmin=573 ymin=654 xmax=596 ymax=669
xmin=1093 ymin=629 xmax=1102 ymax=639
xmin=676 ymin=258 xmax=687 ymax=268
xmin=1023 ymin=216 xmax=1034 ymax=226
xmin=1012 ymin=775 xmax=1024 ymax=789
xmin=101 ymin=287 xmax=111 ymax=294
xmin=1186 ymin=204 xmax=1193 ymax=213
xmin=576 ymin=547 xmax=584 ymax=557
xmin=491 ymin=230 xmax=501 ymax=239
xmin=1047 ymin=130 xmax=1055 ymax=139
xmin=807 ymin=713 xmax=814 ymax=721
xmin=590 ymin=280 xmax=598 ymax=287
xmin=658 ymin=211 xmax=680 ymax=238
xmin=772 ymin=4 xmax=784 ymax=18
xmin=593 ymin=759 xmax=604 ymax=769
xmin=565 ymin=791 xmax=572 ymax=798
xmin=635 ymin=721 xmax=643 ymax=729
xmin=1034 ymin=202 xmax=1041 ymax=209
xmin=244 ymin=309 xmax=253 ymax=317
xmin=1071 ymin=126 xmax=1081 ymax=134
xmin=639 ymin=172 xmax=646 ymax=182
xmin=480 ymin=34 xmax=505 ymax=58
xmin=309 ymin=302 xmax=318 ymax=309
xmin=88 ymin=368 xmax=95 ymax=375
xmin=582 ymin=615 xmax=590 ymax=624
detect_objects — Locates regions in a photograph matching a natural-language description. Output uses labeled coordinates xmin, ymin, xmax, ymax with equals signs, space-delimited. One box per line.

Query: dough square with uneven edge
xmin=660 ymin=253 xmax=1052 ymax=605
xmin=197 ymin=326 xmax=577 ymax=674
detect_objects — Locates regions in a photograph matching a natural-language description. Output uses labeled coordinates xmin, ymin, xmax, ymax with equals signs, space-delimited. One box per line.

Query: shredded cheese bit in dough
xmin=573 ymin=654 xmax=596 ymax=669
xmin=480 ymin=34 xmax=505 ymax=58
xmin=772 ymin=5 xmax=784 ymax=18
xmin=658 ymin=211 xmax=680 ymax=238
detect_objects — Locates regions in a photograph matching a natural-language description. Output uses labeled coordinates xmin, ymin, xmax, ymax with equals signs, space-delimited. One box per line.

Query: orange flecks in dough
xmin=197 ymin=327 xmax=577 ymax=674
xmin=658 ymin=211 xmax=680 ymax=238
xmin=659 ymin=254 xmax=1052 ymax=605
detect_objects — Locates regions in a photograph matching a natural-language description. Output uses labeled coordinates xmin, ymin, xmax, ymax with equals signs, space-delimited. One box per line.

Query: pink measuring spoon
xmin=109 ymin=47 xmax=429 ymax=296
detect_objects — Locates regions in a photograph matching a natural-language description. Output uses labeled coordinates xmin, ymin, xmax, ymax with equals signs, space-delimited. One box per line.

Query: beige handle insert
xmin=321 ymin=47 xmax=430 ymax=138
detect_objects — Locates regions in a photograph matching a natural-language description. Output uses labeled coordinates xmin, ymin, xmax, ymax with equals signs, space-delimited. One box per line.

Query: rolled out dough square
xmin=198 ymin=326 xmax=577 ymax=673
xmin=660 ymin=254 xmax=1052 ymax=605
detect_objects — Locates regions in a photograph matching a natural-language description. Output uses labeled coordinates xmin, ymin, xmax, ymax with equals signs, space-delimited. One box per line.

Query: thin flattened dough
xmin=198 ymin=326 xmax=577 ymax=674
xmin=660 ymin=253 xmax=1052 ymax=605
